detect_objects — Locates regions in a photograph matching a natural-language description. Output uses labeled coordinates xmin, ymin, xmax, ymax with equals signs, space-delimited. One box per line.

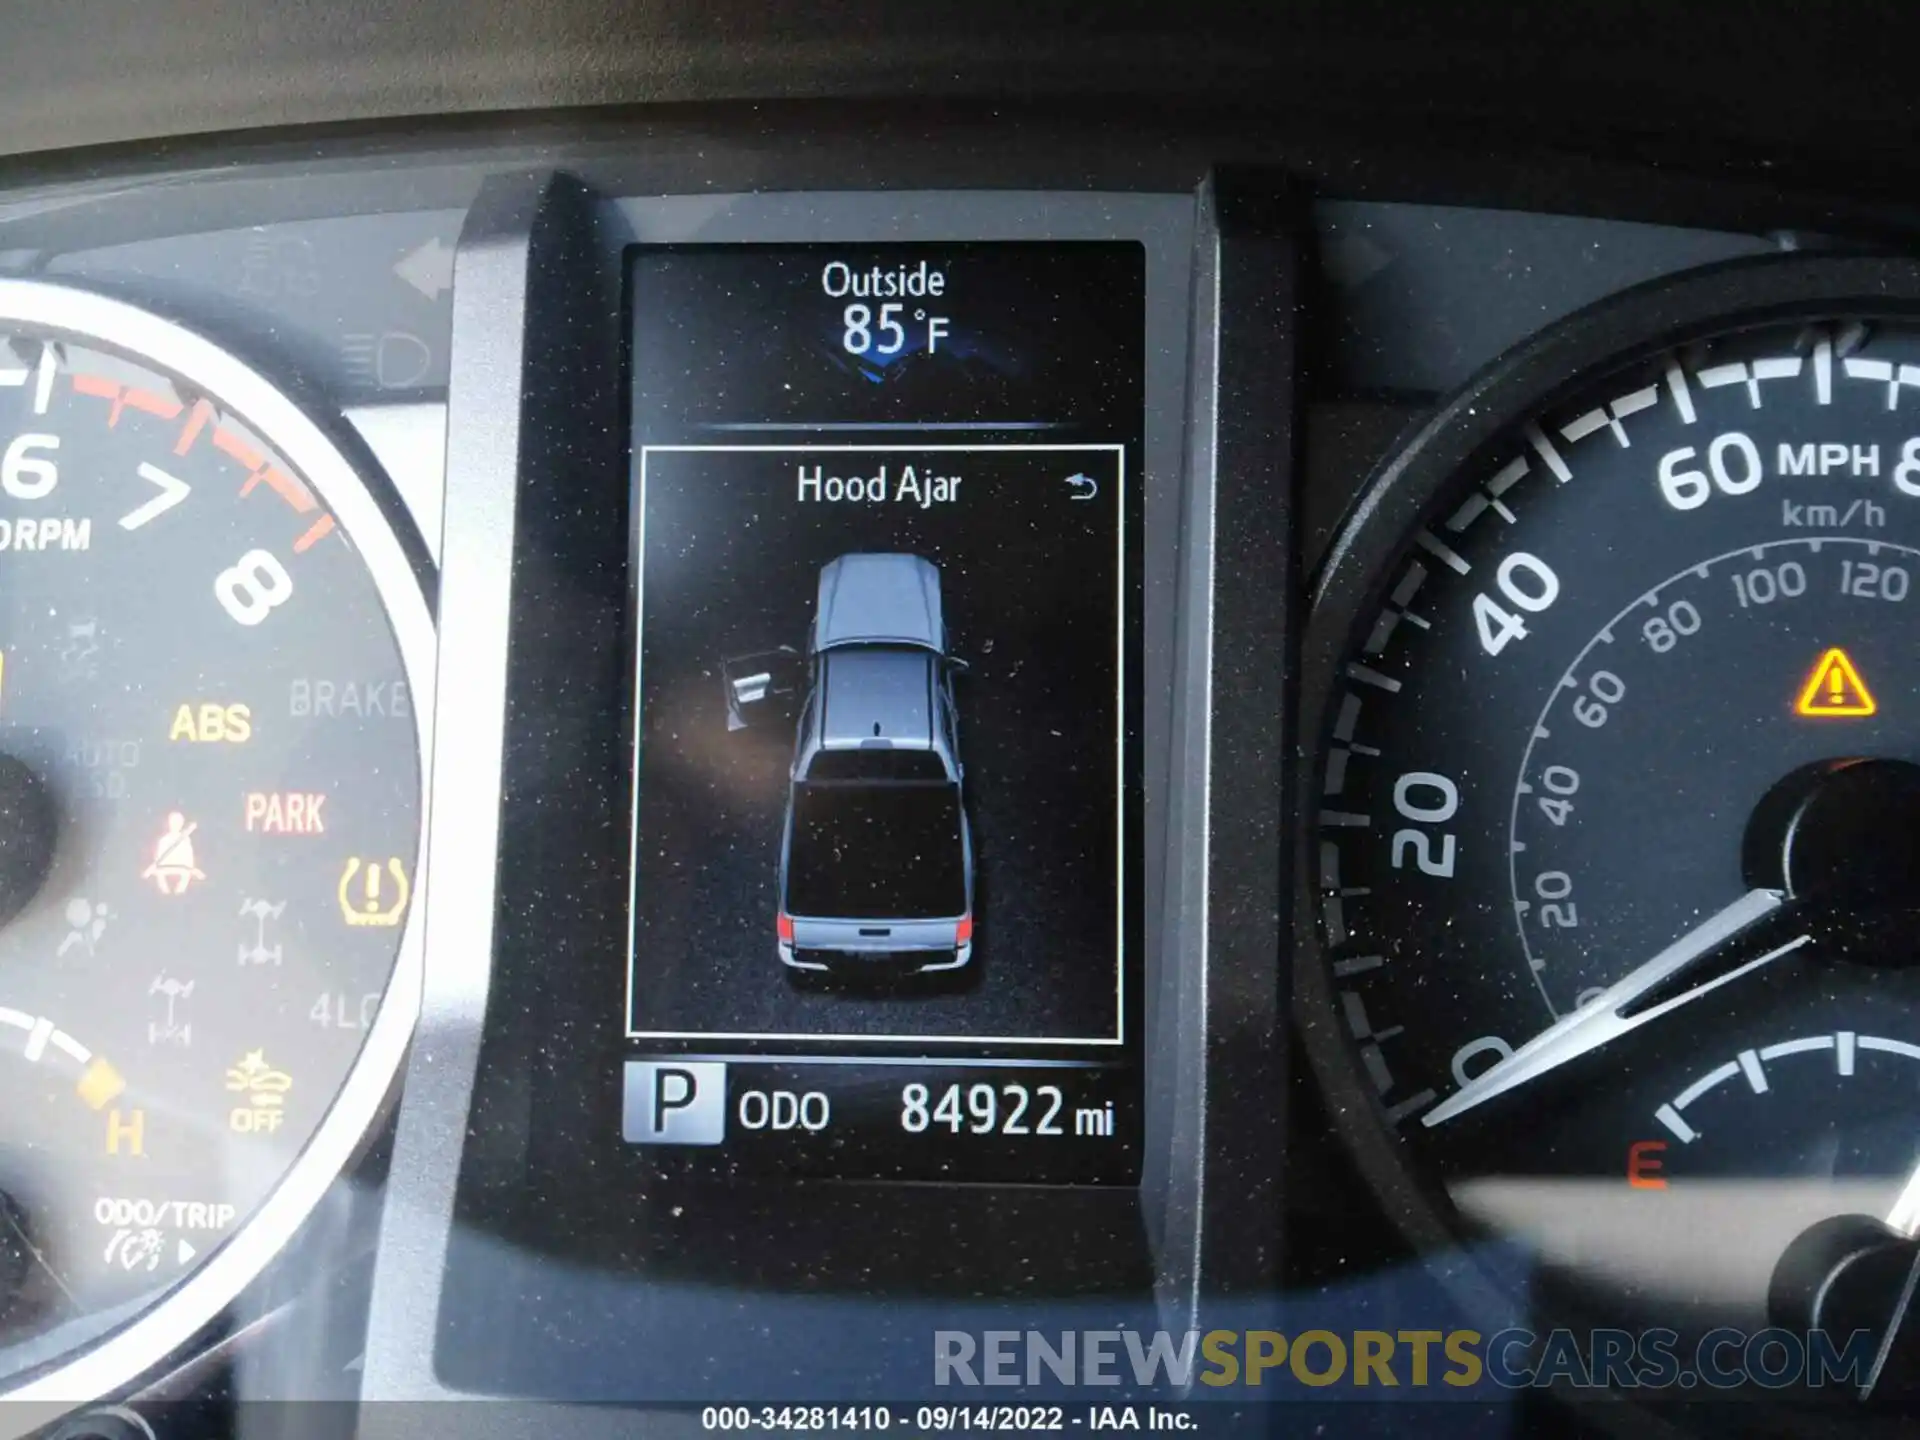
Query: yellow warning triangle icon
xmin=1795 ymin=647 xmax=1877 ymax=717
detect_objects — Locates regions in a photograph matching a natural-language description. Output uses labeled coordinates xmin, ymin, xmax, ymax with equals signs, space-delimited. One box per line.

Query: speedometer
xmin=0 ymin=281 xmax=429 ymax=1402
xmin=1300 ymin=256 xmax=1920 ymax=1342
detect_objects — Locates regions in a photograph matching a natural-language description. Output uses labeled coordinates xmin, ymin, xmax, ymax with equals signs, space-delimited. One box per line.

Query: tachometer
xmin=1300 ymin=256 xmax=1920 ymax=1340
xmin=0 ymin=281 xmax=429 ymax=1402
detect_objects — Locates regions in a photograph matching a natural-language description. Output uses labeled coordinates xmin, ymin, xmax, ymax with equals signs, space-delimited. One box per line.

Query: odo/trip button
xmin=91 ymin=1194 xmax=239 ymax=1275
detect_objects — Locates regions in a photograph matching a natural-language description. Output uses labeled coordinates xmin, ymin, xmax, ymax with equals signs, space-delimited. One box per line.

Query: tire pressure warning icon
xmin=1795 ymin=647 xmax=1877 ymax=718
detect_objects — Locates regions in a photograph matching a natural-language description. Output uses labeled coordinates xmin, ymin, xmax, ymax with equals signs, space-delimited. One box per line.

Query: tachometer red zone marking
xmin=172 ymin=396 xmax=214 ymax=456
xmin=70 ymin=371 xmax=339 ymax=553
xmin=292 ymin=515 xmax=336 ymax=552
xmin=212 ymin=427 xmax=315 ymax=513
xmin=71 ymin=371 xmax=181 ymax=427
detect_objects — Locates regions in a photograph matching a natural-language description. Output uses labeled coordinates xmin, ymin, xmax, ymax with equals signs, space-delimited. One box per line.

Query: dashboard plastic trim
xmin=359 ymin=172 xmax=550 ymax=1406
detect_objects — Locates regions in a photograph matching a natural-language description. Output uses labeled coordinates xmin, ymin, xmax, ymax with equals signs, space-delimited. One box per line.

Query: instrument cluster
xmin=0 ymin=113 xmax=1912 ymax=1439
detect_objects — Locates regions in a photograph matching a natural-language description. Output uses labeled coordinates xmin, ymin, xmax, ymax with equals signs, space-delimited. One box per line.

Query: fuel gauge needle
xmin=1423 ymin=888 xmax=1802 ymax=1127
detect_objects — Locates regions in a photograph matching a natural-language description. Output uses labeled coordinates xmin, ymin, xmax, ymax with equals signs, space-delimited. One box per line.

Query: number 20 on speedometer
xmin=1301 ymin=256 xmax=1920 ymax=1341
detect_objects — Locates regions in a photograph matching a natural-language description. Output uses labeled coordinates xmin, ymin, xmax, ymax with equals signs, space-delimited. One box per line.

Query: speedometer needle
xmin=1422 ymin=888 xmax=1802 ymax=1127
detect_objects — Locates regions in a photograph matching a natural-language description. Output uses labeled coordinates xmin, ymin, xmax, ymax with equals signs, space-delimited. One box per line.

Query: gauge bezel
xmin=0 ymin=279 xmax=434 ymax=1414
xmin=1296 ymin=252 xmax=1920 ymax=1283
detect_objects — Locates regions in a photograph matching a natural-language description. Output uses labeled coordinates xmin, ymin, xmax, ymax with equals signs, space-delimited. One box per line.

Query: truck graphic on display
xmin=724 ymin=553 xmax=974 ymax=973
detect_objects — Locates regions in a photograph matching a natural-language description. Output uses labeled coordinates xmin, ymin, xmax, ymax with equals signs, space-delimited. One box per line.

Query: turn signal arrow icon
xmin=1795 ymin=647 xmax=1877 ymax=718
